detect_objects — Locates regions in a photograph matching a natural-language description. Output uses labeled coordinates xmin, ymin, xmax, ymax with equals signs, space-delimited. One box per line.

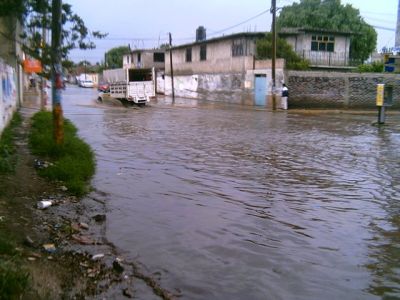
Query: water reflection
xmin=367 ymin=128 xmax=400 ymax=299
xmin=62 ymin=86 xmax=400 ymax=300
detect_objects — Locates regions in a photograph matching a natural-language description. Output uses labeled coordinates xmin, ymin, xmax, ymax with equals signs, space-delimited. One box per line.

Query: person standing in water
xmin=281 ymin=83 xmax=289 ymax=110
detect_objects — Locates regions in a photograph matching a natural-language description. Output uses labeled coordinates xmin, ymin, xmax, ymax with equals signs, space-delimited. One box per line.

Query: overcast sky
xmin=65 ymin=0 xmax=398 ymax=63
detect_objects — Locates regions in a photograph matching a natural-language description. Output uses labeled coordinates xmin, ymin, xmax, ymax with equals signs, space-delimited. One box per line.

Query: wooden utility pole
xmin=271 ymin=0 xmax=277 ymax=110
xmin=51 ymin=0 xmax=64 ymax=144
xmin=169 ymin=32 xmax=175 ymax=102
xmin=40 ymin=8 xmax=46 ymax=111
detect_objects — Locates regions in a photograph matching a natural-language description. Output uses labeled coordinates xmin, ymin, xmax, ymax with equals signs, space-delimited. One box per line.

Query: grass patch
xmin=0 ymin=112 xmax=22 ymax=174
xmin=0 ymin=235 xmax=30 ymax=299
xmin=29 ymin=111 xmax=96 ymax=196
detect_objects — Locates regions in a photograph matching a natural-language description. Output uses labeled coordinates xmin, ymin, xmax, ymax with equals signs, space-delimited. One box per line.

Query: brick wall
xmin=288 ymin=71 xmax=400 ymax=109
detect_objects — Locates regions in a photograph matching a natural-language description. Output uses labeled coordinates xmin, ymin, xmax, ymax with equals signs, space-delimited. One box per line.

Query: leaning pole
xmin=51 ymin=0 xmax=64 ymax=145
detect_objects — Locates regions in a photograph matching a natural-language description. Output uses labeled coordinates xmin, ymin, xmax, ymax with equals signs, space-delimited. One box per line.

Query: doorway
xmin=254 ymin=74 xmax=267 ymax=106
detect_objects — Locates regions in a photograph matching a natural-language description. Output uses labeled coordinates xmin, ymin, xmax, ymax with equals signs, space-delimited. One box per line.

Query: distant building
xmin=279 ymin=27 xmax=354 ymax=68
xmin=384 ymin=54 xmax=400 ymax=72
xmin=164 ymin=31 xmax=285 ymax=106
xmin=123 ymin=49 xmax=165 ymax=70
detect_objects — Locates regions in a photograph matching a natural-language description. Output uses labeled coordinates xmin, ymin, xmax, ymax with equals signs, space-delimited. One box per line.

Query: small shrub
xmin=357 ymin=61 xmax=384 ymax=73
xmin=0 ymin=236 xmax=30 ymax=298
xmin=29 ymin=111 xmax=95 ymax=196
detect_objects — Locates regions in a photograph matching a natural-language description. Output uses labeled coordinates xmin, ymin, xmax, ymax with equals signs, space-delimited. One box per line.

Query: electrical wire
xmin=207 ymin=9 xmax=269 ymax=38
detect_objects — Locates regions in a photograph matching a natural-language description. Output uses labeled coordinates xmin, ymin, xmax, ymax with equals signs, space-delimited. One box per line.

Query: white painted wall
xmin=0 ymin=58 xmax=17 ymax=135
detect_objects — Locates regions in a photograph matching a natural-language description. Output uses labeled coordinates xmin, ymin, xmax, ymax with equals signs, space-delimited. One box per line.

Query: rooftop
xmin=170 ymin=32 xmax=266 ymax=50
xmin=278 ymin=27 xmax=354 ymax=36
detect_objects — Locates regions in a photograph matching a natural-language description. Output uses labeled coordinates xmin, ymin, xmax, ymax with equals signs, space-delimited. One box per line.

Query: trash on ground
xmin=79 ymin=222 xmax=89 ymax=230
xmin=34 ymin=159 xmax=53 ymax=169
xmin=123 ymin=287 xmax=134 ymax=298
xmin=24 ymin=235 xmax=35 ymax=247
xmin=113 ymin=258 xmax=124 ymax=273
xmin=37 ymin=200 xmax=53 ymax=209
xmin=92 ymin=253 xmax=105 ymax=260
xmin=43 ymin=243 xmax=56 ymax=253
xmin=71 ymin=234 xmax=94 ymax=245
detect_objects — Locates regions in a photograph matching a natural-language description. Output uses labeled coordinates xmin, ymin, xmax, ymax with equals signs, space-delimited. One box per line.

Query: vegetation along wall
xmin=288 ymin=71 xmax=400 ymax=109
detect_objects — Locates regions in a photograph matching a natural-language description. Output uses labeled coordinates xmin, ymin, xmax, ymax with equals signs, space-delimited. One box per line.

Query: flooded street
xmin=63 ymin=86 xmax=400 ymax=300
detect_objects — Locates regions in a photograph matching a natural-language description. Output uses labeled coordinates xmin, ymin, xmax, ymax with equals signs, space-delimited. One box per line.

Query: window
xmin=186 ymin=47 xmax=192 ymax=62
xmin=153 ymin=52 xmax=165 ymax=62
xmin=137 ymin=52 xmax=141 ymax=63
xmin=311 ymin=35 xmax=335 ymax=52
xmin=200 ymin=44 xmax=207 ymax=61
xmin=232 ymin=39 xmax=244 ymax=56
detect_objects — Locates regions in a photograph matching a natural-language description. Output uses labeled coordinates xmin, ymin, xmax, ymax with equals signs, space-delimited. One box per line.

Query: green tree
xmin=256 ymin=33 xmax=310 ymax=70
xmin=105 ymin=46 xmax=130 ymax=69
xmin=276 ymin=0 xmax=377 ymax=63
xmin=0 ymin=0 xmax=106 ymax=73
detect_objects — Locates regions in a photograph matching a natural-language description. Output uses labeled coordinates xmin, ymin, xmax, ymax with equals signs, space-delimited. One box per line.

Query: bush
xmin=357 ymin=61 xmax=384 ymax=73
xmin=0 ymin=236 xmax=30 ymax=299
xmin=29 ymin=111 xmax=95 ymax=196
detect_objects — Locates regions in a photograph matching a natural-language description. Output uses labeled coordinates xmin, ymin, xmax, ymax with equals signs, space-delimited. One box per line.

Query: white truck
xmin=103 ymin=68 xmax=155 ymax=105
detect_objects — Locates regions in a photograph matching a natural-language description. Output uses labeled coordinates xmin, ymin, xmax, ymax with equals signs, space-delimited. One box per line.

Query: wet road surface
xmin=63 ymin=86 xmax=400 ymax=299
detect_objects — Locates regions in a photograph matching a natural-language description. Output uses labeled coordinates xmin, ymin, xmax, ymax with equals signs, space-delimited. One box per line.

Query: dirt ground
xmin=0 ymin=97 xmax=174 ymax=299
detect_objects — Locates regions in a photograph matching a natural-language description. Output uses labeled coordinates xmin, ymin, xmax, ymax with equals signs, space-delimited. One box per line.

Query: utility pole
xmin=396 ymin=0 xmax=400 ymax=49
xmin=271 ymin=0 xmax=277 ymax=110
xmin=51 ymin=0 xmax=64 ymax=144
xmin=169 ymin=32 xmax=175 ymax=102
xmin=40 ymin=4 xmax=47 ymax=111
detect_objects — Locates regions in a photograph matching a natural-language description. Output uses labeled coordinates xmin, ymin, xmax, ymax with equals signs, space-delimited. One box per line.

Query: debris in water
xmin=123 ymin=287 xmax=134 ymax=298
xmin=93 ymin=214 xmax=106 ymax=222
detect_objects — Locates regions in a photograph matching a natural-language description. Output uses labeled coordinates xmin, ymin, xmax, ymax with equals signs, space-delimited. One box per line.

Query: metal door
xmin=254 ymin=75 xmax=267 ymax=106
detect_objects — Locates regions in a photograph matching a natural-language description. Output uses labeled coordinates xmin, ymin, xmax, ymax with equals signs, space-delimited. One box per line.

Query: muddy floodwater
xmin=63 ymin=86 xmax=400 ymax=299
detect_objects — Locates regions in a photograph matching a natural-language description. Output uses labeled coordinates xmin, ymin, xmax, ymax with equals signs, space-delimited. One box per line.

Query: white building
xmin=279 ymin=28 xmax=353 ymax=68
xmin=164 ymin=31 xmax=285 ymax=106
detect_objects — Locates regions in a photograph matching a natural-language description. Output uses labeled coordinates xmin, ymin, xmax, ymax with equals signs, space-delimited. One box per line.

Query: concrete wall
xmin=0 ymin=58 xmax=18 ymax=134
xmin=163 ymin=73 xmax=253 ymax=104
xmin=288 ymin=71 xmax=400 ymax=108
xmin=123 ymin=51 xmax=165 ymax=70
xmin=0 ymin=17 xmax=22 ymax=136
xmin=283 ymin=33 xmax=351 ymax=66
xmin=161 ymin=61 xmax=285 ymax=106
xmin=166 ymin=39 xmax=259 ymax=75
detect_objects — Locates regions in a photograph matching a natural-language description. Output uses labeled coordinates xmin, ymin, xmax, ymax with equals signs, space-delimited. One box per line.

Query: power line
xmin=360 ymin=10 xmax=396 ymax=17
xmin=363 ymin=16 xmax=396 ymax=25
xmin=93 ymin=8 xmax=270 ymax=44
xmin=372 ymin=25 xmax=396 ymax=31
xmin=207 ymin=9 xmax=269 ymax=37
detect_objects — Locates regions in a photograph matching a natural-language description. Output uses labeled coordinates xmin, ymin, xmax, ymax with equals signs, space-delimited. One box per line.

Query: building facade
xmin=279 ymin=28 xmax=353 ymax=68
xmin=0 ymin=16 xmax=23 ymax=135
xmin=123 ymin=49 xmax=165 ymax=70
xmin=163 ymin=32 xmax=285 ymax=107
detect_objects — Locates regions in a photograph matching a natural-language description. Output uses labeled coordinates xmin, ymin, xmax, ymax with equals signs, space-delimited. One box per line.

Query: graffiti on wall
xmin=0 ymin=58 xmax=17 ymax=134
